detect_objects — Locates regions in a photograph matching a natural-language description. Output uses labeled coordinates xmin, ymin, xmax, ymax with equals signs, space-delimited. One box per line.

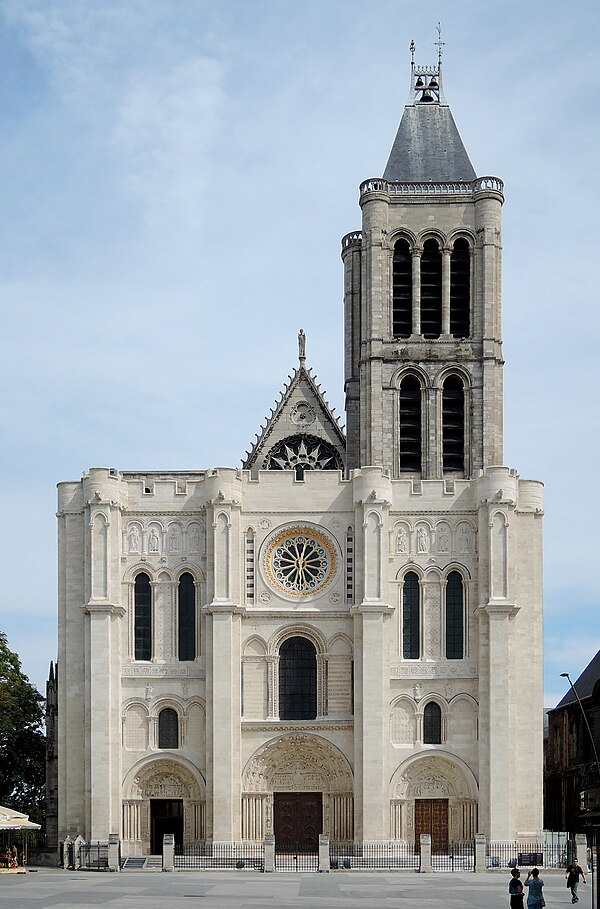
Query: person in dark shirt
xmin=508 ymin=867 xmax=524 ymax=909
xmin=566 ymin=856 xmax=587 ymax=903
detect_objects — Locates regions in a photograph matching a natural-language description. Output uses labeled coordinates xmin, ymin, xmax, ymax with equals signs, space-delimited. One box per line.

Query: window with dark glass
xmin=178 ymin=572 xmax=195 ymax=661
xmin=446 ymin=571 xmax=464 ymax=659
xmin=399 ymin=376 xmax=422 ymax=473
xmin=392 ymin=239 xmax=412 ymax=337
xmin=450 ymin=238 xmax=470 ymax=337
xmin=423 ymin=702 xmax=442 ymax=743
xmin=134 ymin=573 xmax=152 ymax=661
xmin=420 ymin=239 xmax=442 ymax=338
xmin=279 ymin=636 xmax=317 ymax=720
xmin=158 ymin=707 xmax=179 ymax=749
xmin=442 ymin=376 xmax=465 ymax=473
xmin=402 ymin=572 xmax=420 ymax=659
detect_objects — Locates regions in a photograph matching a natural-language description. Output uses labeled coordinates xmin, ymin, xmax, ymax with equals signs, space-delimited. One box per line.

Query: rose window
xmin=263 ymin=526 xmax=337 ymax=598
xmin=266 ymin=434 xmax=342 ymax=479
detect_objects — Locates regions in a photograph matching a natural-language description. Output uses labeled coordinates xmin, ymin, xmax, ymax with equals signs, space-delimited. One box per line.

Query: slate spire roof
xmin=383 ymin=48 xmax=476 ymax=183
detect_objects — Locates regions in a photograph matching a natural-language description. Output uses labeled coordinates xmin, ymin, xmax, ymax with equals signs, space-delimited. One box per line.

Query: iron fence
xmin=174 ymin=842 xmax=264 ymax=871
xmin=79 ymin=842 xmax=109 ymax=871
xmin=275 ymin=846 xmax=318 ymax=872
xmin=486 ymin=842 xmax=567 ymax=870
xmin=330 ymin=841 xmax=419 ymax=871
xmin=431 ymin=841 xmax=475 ymax=872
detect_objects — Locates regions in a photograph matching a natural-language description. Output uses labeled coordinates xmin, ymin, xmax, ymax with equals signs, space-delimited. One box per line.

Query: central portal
xmin=274 ymin=792 xmax=322 ymax=850
xmin=150 ymin=799 xmax=183 ymax=855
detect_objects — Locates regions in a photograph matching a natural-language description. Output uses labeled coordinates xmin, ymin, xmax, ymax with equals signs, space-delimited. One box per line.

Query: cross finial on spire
xmin=410 ymin=40 xmax=415 ymax=66
xmin=435 ymin=22 xmax=445 ymax=67
xmin=298 ymin=328 xmax=306 ymax=363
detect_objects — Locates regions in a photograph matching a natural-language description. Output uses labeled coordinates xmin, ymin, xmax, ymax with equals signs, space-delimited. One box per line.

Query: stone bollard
xmin=107 ymin=834 xmax=120 ymax=872
xmin=264 ymin=834 xmax=275 ymax=873
xmin=475 ymin=833 xmax=487 ymax=873
xmin=162 ymin=833 xmax=174 ymax=871
xmin=419 ymin=834 xmax=432 ymax=873
xmin=318 ymin=834 xmax=330 ymax=873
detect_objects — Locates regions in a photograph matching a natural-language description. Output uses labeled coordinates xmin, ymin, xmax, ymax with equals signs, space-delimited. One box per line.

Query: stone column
xmin=264 ymin=834 xmax=275 ymax=873
xmin=318 ymin=834 xmax=330 ymax=873
xmin=162 ymin=833 xmax=174 ymax=871
xmin=475 ymin=833 xmax=487 ymax=873
xmin=419 ymin=833 xmax=432 ymax=873
xmin=107 ymin=833 xmax=120 ymax=872
xmin=441 ymin=247 xmax=451 ymax=335
xmin=411 ymin=249 xmax=422 ymax=335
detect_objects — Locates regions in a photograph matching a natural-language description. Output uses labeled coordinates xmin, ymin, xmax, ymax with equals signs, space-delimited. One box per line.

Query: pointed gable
xmin=243 ymin=364 xmax=346 ymax=476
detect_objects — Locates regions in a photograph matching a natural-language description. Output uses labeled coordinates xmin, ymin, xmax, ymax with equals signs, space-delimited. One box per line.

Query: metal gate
xmin=275 ymin=846 xmax=318 ymax=872
xmin=431 ymin=840 xmax=475 ymax=871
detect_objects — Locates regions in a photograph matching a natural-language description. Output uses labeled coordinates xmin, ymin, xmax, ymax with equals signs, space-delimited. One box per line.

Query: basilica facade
xmin=55 ymin=57 xmax=544 ymax=856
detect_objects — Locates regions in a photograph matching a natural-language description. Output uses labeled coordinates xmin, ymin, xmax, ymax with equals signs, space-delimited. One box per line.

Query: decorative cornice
xmin=82 ymin=602 xmax=126 ymax=618
xmin=242 ymin=720 xmax=353 ymax=732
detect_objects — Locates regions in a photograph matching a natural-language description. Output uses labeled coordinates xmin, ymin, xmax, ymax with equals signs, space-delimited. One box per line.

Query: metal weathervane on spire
xmin=435 ymin=22 xmax=445 ymax=67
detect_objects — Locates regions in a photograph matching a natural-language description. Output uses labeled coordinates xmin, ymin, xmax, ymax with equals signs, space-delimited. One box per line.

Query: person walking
xmin=566 ymin=856 xmax=587 ymax=903
xmin=524 ymin=868 xmax=545 ymax=908
xmin=509 ymin=868 xmax=524 ymax=909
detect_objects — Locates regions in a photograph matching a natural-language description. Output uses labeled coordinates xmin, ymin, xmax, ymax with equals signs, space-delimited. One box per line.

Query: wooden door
xmin=274 ymin=792 xmax=322 ymax=850
xmin=414 ymin=798 xmax=449 ymax=854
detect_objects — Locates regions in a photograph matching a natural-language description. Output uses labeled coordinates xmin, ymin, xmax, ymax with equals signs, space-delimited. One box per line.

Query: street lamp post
xmin=560 ymin=672 xmax=600 ymax=909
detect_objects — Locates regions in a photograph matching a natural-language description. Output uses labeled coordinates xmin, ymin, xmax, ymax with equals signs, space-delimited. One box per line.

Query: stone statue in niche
xmin=128 ymin=526 xmax=140 ymax=553
xmin=396 ymin=527 xmax=408 ymax=552
xmin=438 ymin=527 xmax=450 ymax=552
xmin=189 ymin=527 xmax=200 ymax=551
xmin=458 ymin=525 xmax=470 ymax=552
xmin=148 ymin=529 xmax=160 ymax=553
xmin=417 ymin=528 xmax=428 ymax=553
xmin=169 ymin=527 xmax=181 ymax=552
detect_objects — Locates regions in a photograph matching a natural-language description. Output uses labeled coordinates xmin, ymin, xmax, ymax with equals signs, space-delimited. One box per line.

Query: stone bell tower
xmin=342 ymin=44 xmax=505 ymax=479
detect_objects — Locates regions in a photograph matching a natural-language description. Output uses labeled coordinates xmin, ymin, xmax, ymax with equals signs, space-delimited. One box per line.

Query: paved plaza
xmin=0 ymin=869 xmax=592 ymax=909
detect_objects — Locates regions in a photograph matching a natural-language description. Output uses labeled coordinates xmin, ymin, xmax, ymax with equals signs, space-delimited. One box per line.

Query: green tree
xmin=0 ymin=632 xmax=45 ymax=821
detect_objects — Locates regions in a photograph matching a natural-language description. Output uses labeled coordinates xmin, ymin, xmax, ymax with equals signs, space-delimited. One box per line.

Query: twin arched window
xmin=278 ymin=636 xmax=317 ymax=720
xmin=134 ymin=571 xmax=197 ymax=661
xmin=399 ymin=374 xmax=465 ymax=474
xmin=402 ymin=571 xmax=465 ymax=661
xmin=393 ymin=236 xmax=471 ymax=339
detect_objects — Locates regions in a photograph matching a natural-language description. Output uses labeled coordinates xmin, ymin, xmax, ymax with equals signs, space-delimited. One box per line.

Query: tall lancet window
xmin=420 ymin=239 xmax=442 ymax=338
xmin=442 ymin=376 xmax=465 ymax=473
xmin=178 ymin=572 xmax=196 ymax=661
xmin=399 ymin=376 xmax=422 ymax=473
xmin=402 ymin=572 xmax=420 ymax=659
xmin=134 ymin=573 xmax=152 ymax=661
xmin=450 ymin=238 xmax=471 ymax=337
xmin=392 ymin=238 xmax=412 ymax=338
xmin=445 ymin=571 xmax=464 ymax=659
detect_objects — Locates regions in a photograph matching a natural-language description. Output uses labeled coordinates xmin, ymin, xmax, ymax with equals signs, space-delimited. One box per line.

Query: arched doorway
xmin=390 ymin=753 xmax=478 ymax=852
xmin=241 ymin=734 xmax=354 ymax=845
xmin=122 ymin=758 xmax=205 ymax=857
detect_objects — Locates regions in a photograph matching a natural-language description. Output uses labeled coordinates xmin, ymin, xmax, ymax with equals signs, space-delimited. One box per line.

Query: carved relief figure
xmin=189 ymin=527 xmax=201 ymax=551
xmin=148 ymin=529 xmax=160 ymax=553
xmin=458 ymin=524 xmax=470 ymax=553
xmin=396 ymin=527 xmax=408 ymax=553
xmin=417 ymin=528 xmax=428 ymax=553
xmin=128 ymin=526 xmax=140 ymax=553
xmin=437 ymin=526 xmax=450 ymax=553
xmin=169 ymin=527 xmax=181 ymax=552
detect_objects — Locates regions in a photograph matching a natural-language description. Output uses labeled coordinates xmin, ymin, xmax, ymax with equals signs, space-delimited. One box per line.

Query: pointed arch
xmin=399 ymin=374 xmax=423 ymax=473
xmin=392 ymin=237 xmax=413 ymax=337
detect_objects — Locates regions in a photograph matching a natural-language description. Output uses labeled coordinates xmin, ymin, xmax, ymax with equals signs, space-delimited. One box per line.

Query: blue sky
xmin=0 ymin=0 xmax=598 ymax=707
